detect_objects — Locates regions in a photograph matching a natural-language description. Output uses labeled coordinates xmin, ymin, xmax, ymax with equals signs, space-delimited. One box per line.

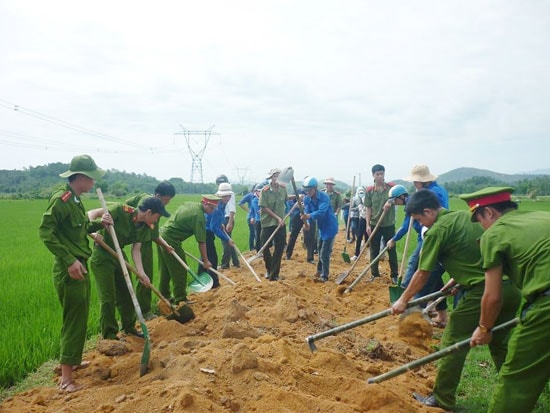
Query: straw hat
xmin=406 ymin=165 xmax=438 ymax=182
xmin=323 ymin=177 xmax=336 ymax=185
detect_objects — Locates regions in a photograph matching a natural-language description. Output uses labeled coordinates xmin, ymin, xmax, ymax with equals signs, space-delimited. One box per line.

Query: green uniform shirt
xmin=480 ymin=210 xmax=550 ymax=301
xmin=99 ymin=203 xmax=151 ymax=250
xmin=324 ymin=190 xmax=342 ymax=213
xmin=364 ymin=184 xmax=395 ymax=227
xmin=259 ymin=184 xmax=288 ymax=227
xmin=125 ymin=193 xmax=160 ymax=241
xmin=419 ymin=209 xmax=485 ymax=287
xmin=39 ymin=184 xmax=101 ymax=267
xmin=160 ymin=202 xmax=206 ymax=244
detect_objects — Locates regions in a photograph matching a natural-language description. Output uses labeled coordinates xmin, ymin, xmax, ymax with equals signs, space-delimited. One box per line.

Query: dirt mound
xmin=1 ymin=235 xmax=442 ymax=412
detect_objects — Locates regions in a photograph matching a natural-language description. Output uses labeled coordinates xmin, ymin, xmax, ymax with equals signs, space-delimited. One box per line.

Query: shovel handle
xmin=367 ymin=317 xmax=520 ymax=384
xmin=184 ymin=251 xmax=237 ymax=285
xmin=89 ymin=233 xmax=180 ymax=317
xmin=345 ymin=244 xmax=390 ymax=293
xmin=170 ymin=250 xmax=208 ymax=285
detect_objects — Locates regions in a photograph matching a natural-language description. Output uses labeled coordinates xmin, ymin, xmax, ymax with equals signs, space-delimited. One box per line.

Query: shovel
xmin=96 ymin=188 xmax=151 ymax=376
xmin=344 ymin=244 xmax=390 ymax=293
xmin=389 ymin=216 xmax=414 ymax=303
xmin=335 ymin=207 xmax=388 ymax=285
xmin=223 ymin=230 xmax=262 ymax=282
xmin=246 ymin=202 xmax=298 ymax=265
xmin=169 ymin=250 xmax=214 ymax=293
xmin=306 ymin=289 xmax=447 ymax=351
xmin=183 ymin=250 xmax=237 ymax=285
xmin=89 ymin=233 xmax=193 ymax=324
xmin=367 ymin=317 xmax=520 ymax=384
xmin=341 ymin=176 xmax=356 ymax=264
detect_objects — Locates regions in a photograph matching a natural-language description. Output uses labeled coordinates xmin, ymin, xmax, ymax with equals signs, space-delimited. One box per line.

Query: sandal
xmin=53 ymin=361 xmax=90 ymax=376
xmin=58 ymin=380 xmax=83 ymax=393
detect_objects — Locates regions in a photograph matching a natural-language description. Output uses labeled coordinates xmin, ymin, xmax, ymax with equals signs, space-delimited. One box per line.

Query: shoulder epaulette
xmin=386 ymin=182 xmax=395 ymax=188
xmin=61 ymin=191 xmax=72 ymax=202
xmin=366 ymin=185 xmax=375 ymax=193
xmin=122 ymin=205 xmax=135 ymax=214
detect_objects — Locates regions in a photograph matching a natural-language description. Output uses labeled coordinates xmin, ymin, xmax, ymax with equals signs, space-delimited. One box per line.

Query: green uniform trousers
xmin=53 ymin=257 xmax=90 ymax=366
xmin=135 ymin=241 xmax=153 ymax=315
xmin=433 ymin=282 xmax=521 ymax=410
xmin=489 ymin=294 xmax=550 ymax=413
xmin=90 ymin=248 xmax=136 ymax=339
xmin=158 ymin=243 xmax=188 ymax=303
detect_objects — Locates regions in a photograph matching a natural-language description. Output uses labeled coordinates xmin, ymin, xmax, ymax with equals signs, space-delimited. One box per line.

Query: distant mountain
xmin=437 ymin=167 xmax=548 ymax=184
xmin=520 ymin=168 xmax=550 ymax=175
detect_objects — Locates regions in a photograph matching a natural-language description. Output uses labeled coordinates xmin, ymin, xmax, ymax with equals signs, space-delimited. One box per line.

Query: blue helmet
xmin=388 ymin=184 xmax=408 ymax=199
xmin=302 ymin=176 xmax=318 ymax=189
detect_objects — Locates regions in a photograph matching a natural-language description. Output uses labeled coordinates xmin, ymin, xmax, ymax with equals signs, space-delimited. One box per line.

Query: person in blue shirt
xmin=198 ymin=186 xmax=235 ymax=288
xmin=301 ymin=176 xmax=338 ymax=282
xmin=250 ymin=183 xmax=263 ymax=251
xmin=238 ymin=185 xmax=256 ymax=251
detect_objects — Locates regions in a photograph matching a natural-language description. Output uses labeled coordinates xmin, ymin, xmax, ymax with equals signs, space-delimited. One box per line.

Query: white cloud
xmin=1 ymin=1 xmax=549 ymax=185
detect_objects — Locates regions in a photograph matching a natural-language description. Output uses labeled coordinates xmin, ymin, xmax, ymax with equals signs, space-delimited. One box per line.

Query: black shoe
xmin=220 ymin=265 xmax=229 ymax=270
xmin=413 ymin=393 xmax=440 ymax=408
xmin=125 ymin=329 xmax=144 ymax=339
xmin=269 ymin=275 xmax=279 ymax=281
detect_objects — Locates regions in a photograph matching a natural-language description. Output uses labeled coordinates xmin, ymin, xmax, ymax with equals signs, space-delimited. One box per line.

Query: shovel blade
xmin=278 ymin=166 xmax=295 ymax=186
xmin=342 ymin=250 xmax=351 ymax=264
xmin=389 ymin=285 xmax=403 ymax=304
xmin=335 ymin=271 xmax=349 ymax=285
xmin=189 ymin=272 xmax=214 ymax=293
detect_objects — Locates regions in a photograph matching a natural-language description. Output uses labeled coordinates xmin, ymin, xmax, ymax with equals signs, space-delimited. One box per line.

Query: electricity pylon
xmin=174 ymin=125 xmax=219 ymax=183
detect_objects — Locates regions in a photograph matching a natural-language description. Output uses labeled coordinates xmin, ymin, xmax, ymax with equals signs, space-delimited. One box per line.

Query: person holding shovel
xmin=39 ymin=154 xmax=109 ymax=393
xmin=90 ymin=197 xmax=171 ymax=340
xmin=125 ymin=181 xmax=176 ymax=320
xmin=259 ymin=168 xmax=288 ymax=281
xmin=391 ymin=189 xmax=521 ymax=411
xmin=462 ymin=187 xmax=550 ymax=413
xmin=199 ymin=187 xmax=236 ymax=285
xmin=364 ymin=164 xmax=398 ymax=281
xmin=302 ymin=176 xmax=338 ymax=282
xmin=159 ymin=195 xmax=221 ymax=298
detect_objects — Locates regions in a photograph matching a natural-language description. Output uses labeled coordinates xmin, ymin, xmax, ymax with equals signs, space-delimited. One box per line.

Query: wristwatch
xmin=478 ymin=324 xmax=492 ymax=333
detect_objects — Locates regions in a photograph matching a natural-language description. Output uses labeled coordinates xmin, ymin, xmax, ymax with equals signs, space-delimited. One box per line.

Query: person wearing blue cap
xmin=39 ymin=154 xmax=108 ymax=393
xmin=462 ymin=187 xmax=550 ymax=413
xmin=301 ymin=176 xmax=338 ymax=282
xmin=90 ymin=196 xmax=171 ymax=341
xmin=391 ymin=189 xmax=521 ymax=411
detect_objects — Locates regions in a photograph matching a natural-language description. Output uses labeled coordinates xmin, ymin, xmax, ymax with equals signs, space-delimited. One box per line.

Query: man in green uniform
xmin=158 ymin=196 xmax=218 ymax=304
xmin=462 ymin=187 xmax=550 ymax=413
xmin=364 ymin=164 xmax=398 ymax=281
xmin=322 ymin=177 xmax=342 ymax=218
xmin=125 ymin=181 xmax=176 ymax=319
xmin=259 ymin=168 xmax=288 ymax=281
xmin=39 ymin=154 xmax=107 ymax=393
xmin=391 ymin=189 xmax=521 ymax=411
xmin=90 ymin=197 xmax=170 ymax=340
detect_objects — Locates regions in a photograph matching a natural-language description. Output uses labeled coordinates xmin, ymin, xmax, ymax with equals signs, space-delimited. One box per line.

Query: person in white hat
xmin=216 ymin=175 xmax=240 ymax=270
xmin=259 ymin=168 xmax=287 ymax=281
xmin=402 ymin=164 xmax=450 ymax=326
xmin=322 ymin=177 xmax=343 ymax=218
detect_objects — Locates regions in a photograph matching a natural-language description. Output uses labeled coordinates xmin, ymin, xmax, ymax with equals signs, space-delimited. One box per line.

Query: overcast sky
xmin=1 ymin=1 xmax=549 ymax=186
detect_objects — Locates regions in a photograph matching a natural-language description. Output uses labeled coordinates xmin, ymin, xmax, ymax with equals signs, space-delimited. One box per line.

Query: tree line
xmin=1 ymin=162 xmax=549 ymax=199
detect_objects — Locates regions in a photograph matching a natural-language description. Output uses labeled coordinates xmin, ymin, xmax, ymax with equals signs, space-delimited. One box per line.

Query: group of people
xmin=40 ymin=154 xmax=549 ymax=411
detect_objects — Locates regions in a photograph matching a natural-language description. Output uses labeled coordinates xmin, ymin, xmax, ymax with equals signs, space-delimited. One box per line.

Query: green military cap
xmin=459 ymin=187 xmax=514 ymax=221
xmin=59 ymin=154 xmax=106 ymax=180
xmin=201 ymin=194 xmax=221 ymax=206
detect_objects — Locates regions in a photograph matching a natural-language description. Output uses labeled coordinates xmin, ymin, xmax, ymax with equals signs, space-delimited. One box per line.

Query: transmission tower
xmin=174 ymin=125 xmax=219 ymax=183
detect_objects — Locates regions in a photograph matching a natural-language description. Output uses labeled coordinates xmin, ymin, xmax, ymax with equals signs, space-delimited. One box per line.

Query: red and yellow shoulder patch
xmin=61 ymin=191 xmax=72 ymax=202
xmin=122 ymin=205 xmax=135 ymax=214
xmin=366 ymin=185 xmax=375 ymax=193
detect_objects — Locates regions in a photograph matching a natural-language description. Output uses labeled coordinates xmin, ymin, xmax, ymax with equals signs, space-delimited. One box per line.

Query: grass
xmin=1 ymin=194 xmax=549 ymax=409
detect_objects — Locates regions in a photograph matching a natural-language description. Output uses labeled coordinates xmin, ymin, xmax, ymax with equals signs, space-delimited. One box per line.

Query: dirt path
xmin=1 ymin=231 xmax=443 ymax=412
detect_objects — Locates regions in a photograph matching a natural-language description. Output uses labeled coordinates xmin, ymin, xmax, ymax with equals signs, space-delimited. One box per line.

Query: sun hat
xmin=406 ymin=165 xmax=438 ymax=182
xmin=266 ymin=168 xmax=281 ymax=179
xmin=59 ymin=155 xmax=105 ymax=180
xmin=323 ymin=177 xmax=336 ymax=185
xmin=216 ymin=182 xmax=234 ymax=197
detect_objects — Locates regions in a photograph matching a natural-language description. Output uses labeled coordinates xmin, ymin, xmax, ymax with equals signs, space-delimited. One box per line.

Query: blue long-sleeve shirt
xmin=238 ymin=192 xmax=255 ymax=220
xmin=304 ymin=190 xmax=338 ymax=240
xmin=206 ymin=202 xmax=230 ymax=242
xmin=250 ymin=196 xmax=260 ymax=222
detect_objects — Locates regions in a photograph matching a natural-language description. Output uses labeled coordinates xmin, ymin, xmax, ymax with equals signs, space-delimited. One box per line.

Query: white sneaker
xmin=350 ymin=255 xmax=358 ymax=261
